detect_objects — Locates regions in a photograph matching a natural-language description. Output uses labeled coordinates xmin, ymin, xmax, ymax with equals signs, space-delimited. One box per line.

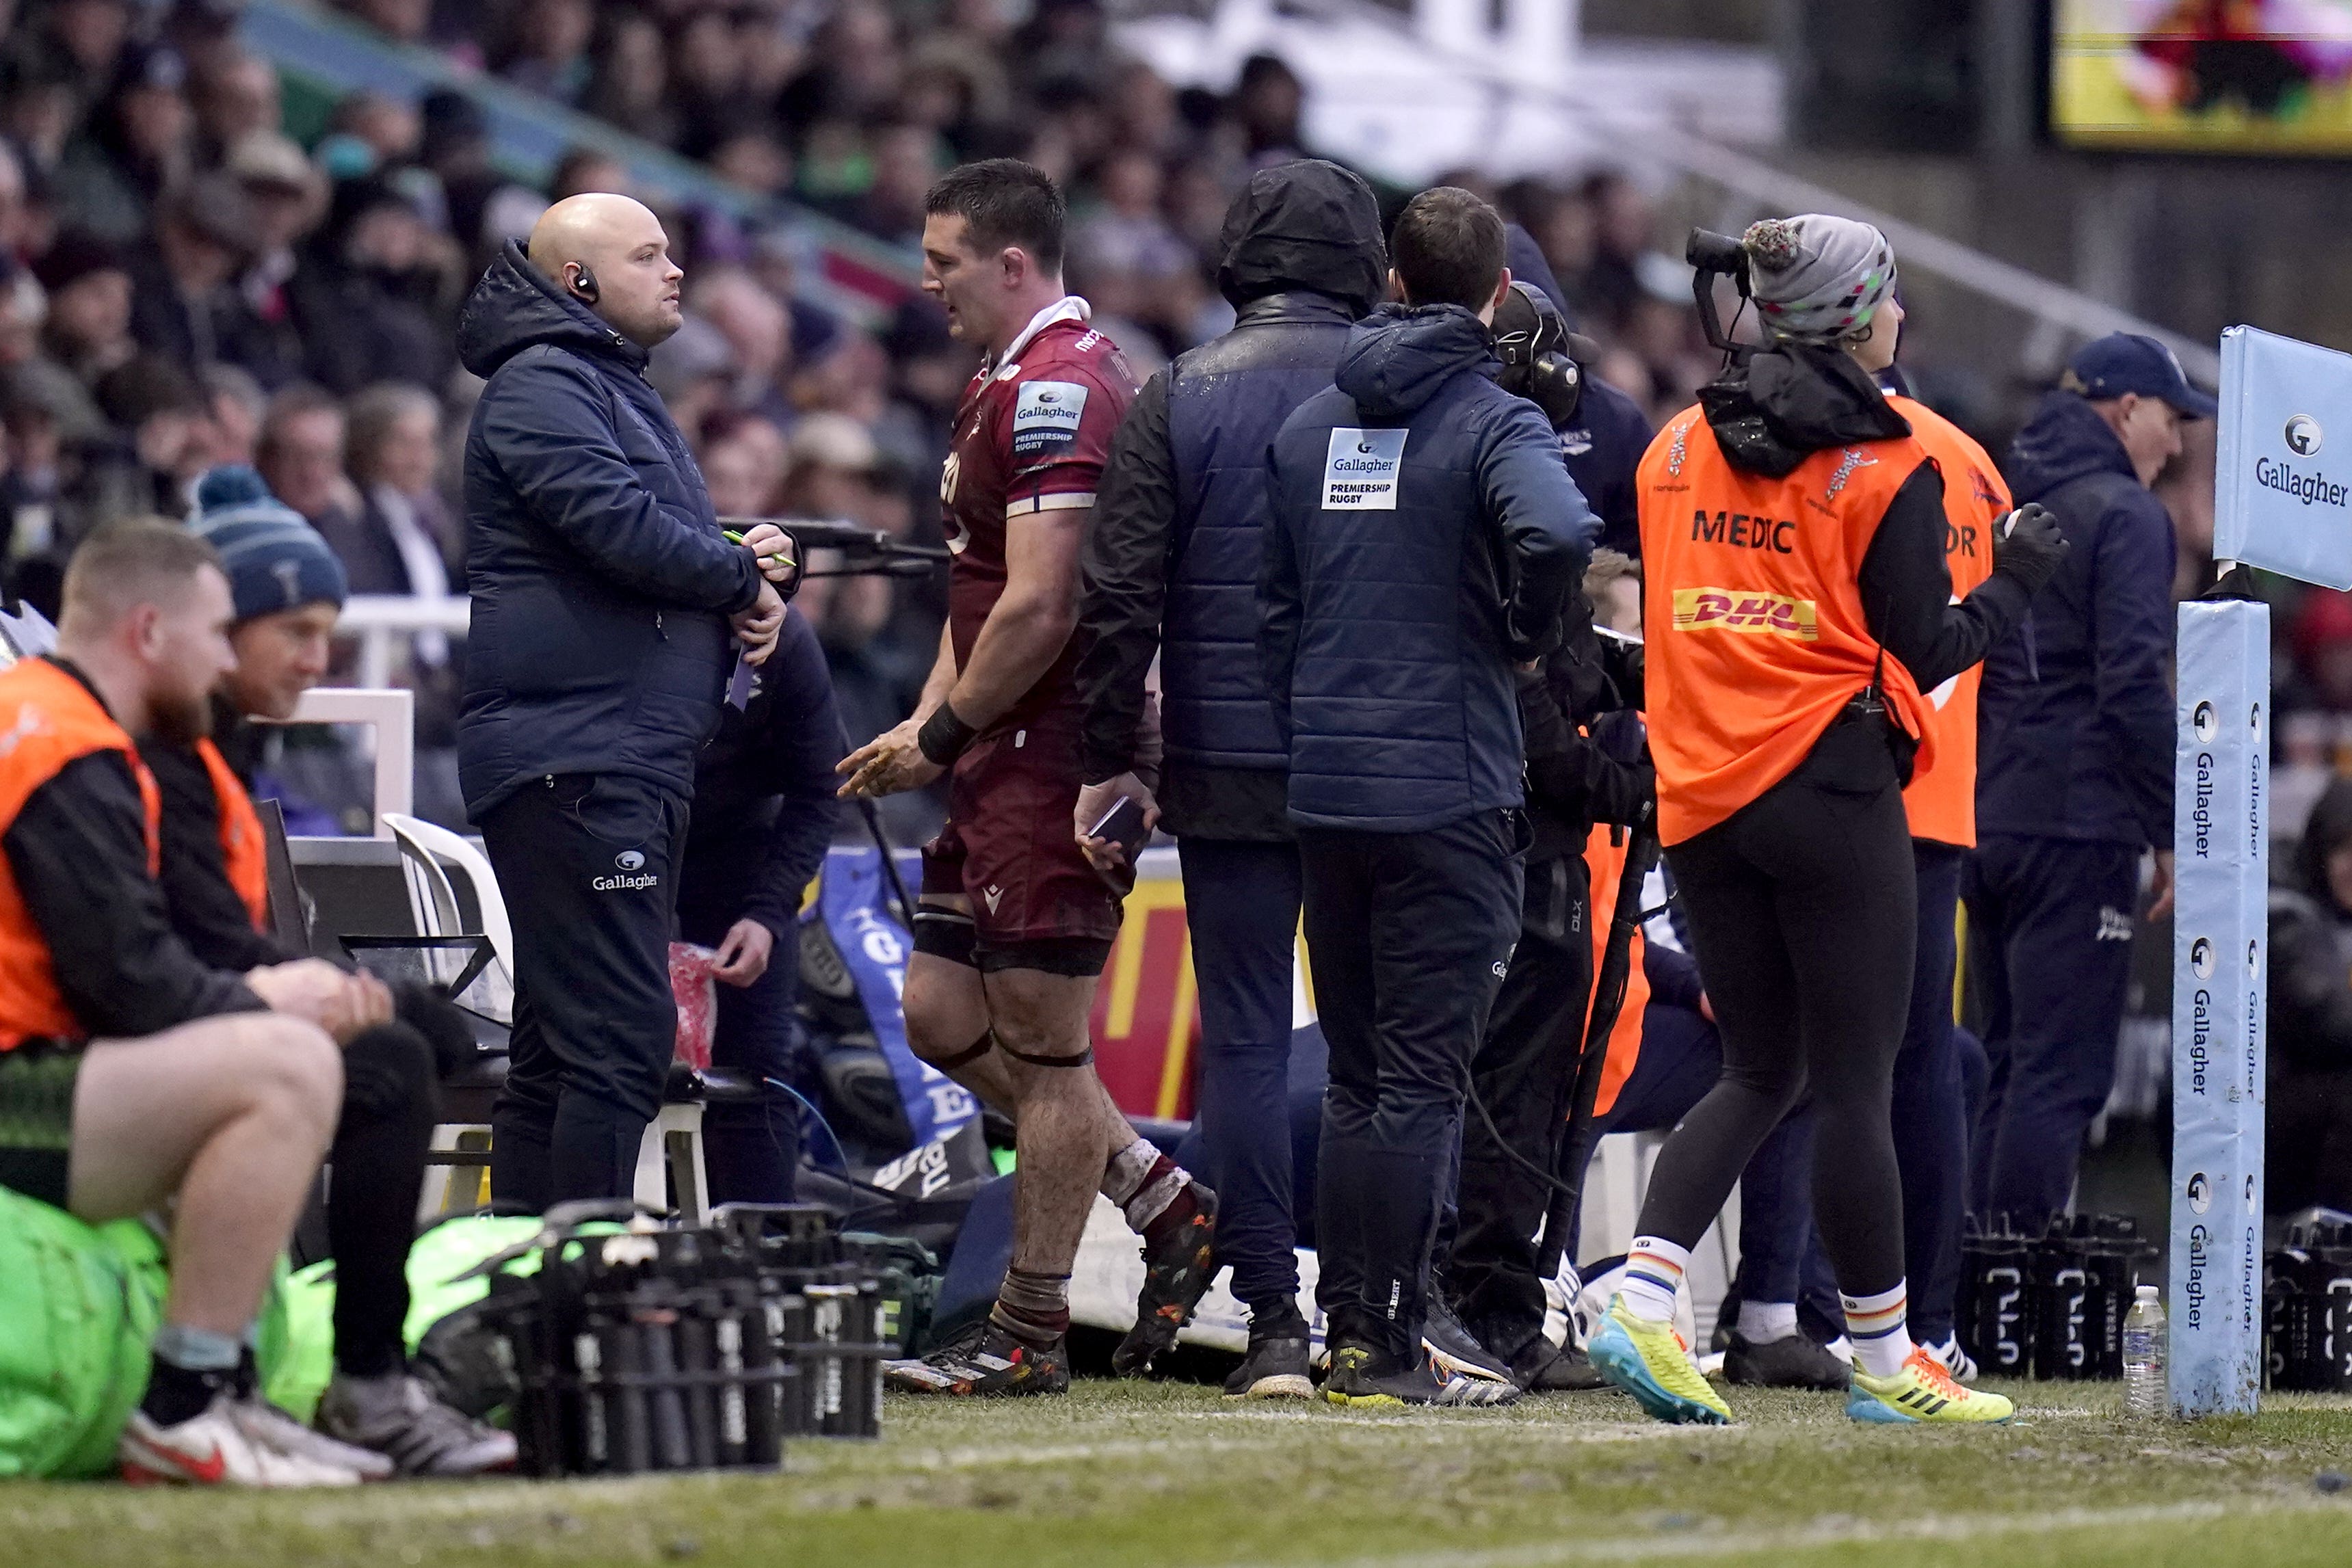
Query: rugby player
xmin=840 ymin=160 xmax=1217 ymax=1395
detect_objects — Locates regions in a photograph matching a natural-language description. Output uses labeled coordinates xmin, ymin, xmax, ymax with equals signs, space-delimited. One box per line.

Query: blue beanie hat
xmin=190 ymin=466 xmax=350 ymax=622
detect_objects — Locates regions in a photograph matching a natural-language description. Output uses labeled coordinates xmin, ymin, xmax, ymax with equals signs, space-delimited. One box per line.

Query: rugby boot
xmin=1112 ymin=1181 xmax=1219 ymax=1377
xmin=315 ymin=1372 xmax=518 ymax=1476
xmin=1847 ymin=1347 xmax=2013 ymax=1425
xmin=884 ymin=1317 xmax=1070 ymax=1397
xmin=1322 ymin=1344 xmax=1518 ymax=1409
xmin=1587 ymin=1297 xmax=1733 ymax=1425
xmin=1722 ymin=1331 xmax=1853 ymax=1391
xmin=1421 ymin=1297 xmax=1516 ymax=1390
xmin=1508 ymin=1336 xmax=1610 ymax=1392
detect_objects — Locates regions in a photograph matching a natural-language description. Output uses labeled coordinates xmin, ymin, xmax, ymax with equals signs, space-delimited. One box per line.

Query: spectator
xmin=198 ymin=360 xmax=265 ymax=466
xmin=189 ymin=46 xmax=280 ymax=166
xmin=335 ymin=380 xmax=456 ymax=596
xmin=31 ymin=228 xmax=131 ymax=384
xmin=691 ymin=264 xmax=794 ymax=427
xmin=499 ymin=0 xmax=596 ymax=105
xmin=699 ymin=411 xmax=789 ymax=517
xmin=547 ymin=145 xmax=629 ymax=202
xmin=254 ymin=381 xmax=359 ymax=535
xmin=53 ymin=41 xmax=188 ymax=243
xmin=86 ymin=352 xmax=208 ymax=518
xmin=125 ymin=171 xmax=291 ymax=387
xmin=3 ymin=0 xmax=130 ymax=116
xmin=582 ymin=12 xmax=676 ymax=149
xmin=289 ymin=176 xmax=450 ymax=394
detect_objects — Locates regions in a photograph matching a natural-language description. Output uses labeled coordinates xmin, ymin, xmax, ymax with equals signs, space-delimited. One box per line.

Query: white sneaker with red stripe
xmin=119 ymin=1394 xmax=367 ymax=1487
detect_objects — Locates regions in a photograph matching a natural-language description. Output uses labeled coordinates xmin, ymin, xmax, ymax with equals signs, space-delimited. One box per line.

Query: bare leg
xmin=903 ymin=935 xmax=1020 ymax=1112
xmin=986 ymin=967 xmax=1109 ymax=1275
xmin=903 ymin=901 xmax=1140 ymax=1174
xmin=69 ymin=1013 xmax=342 ymax=1337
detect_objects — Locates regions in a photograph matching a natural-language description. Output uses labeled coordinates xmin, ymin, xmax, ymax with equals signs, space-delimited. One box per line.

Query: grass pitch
xmin=10 ymin=1373 xmax=2352 ymax=1568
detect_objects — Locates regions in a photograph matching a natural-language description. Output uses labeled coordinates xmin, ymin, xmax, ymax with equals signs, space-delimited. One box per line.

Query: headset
xmin=1491 ymin=280 xmax=1585 ymax=429
xmin=565 ymin=263 xmax=600 ymax=304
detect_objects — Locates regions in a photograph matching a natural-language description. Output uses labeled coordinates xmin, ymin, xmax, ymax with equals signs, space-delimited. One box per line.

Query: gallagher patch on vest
xmin=1691 ymin=509 xmax=1796 ymax=553
xmin=1671 ymin=588 xmax=1818 ymax=641
xmin=1011 ymin=380 xmax=1088 ymax=457
xmin=1322 ymin=427 xmax=1408 ymax=510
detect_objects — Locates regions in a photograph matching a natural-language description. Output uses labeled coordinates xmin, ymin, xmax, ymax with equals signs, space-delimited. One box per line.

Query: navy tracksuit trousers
xmin=1179 ymin=837 xmax=1307 ymax=1324
xmin=1966 ymin=832 xmax=2141 ymax=1229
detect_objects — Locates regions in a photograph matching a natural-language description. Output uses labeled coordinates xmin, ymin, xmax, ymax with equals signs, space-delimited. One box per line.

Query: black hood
xmin=1334 ymin=304 xmax=1495 ymax=419
xmin=1697 ymin=343 xmax=1910 ymax=477
xmin=456 ymin=239 xmax=646 ymax=379
xmin=1215 ymin=159 xmax=1387 ymax=317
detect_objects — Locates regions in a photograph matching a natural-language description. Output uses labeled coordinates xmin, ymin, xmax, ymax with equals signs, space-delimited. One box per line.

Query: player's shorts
xmin=917 ymin=704 xmax=1123 ymax=977
xmin=0 ymin=1039 xmax=81 ymax=1208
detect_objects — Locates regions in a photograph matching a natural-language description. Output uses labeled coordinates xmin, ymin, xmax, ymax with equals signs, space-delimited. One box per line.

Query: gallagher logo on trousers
xmin=594 ymin=849 xmax=658 ymax=892
xmin=1671 ymin=587 xmax=1818 ymax=641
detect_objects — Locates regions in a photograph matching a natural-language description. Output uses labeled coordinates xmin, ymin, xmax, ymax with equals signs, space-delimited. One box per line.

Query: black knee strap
xmin=996 ymin=1040 xmax=1094 ymax=1068
xmin=931 ymin=1031 xmax=996 ymax=1071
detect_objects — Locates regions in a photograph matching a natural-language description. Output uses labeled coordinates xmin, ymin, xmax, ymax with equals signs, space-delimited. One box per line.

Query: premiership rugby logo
xmin=1672 ymin=587 xmax=1818 ymax=641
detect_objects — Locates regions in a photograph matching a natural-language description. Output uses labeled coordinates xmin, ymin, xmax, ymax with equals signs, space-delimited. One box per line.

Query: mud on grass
xmin=8 ymin=1379 xmax=2352 ymax=1567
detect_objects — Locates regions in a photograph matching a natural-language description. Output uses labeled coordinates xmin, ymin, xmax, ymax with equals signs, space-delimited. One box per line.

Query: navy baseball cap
xmin=2062 ymin=332 xmax=2218 ymax=419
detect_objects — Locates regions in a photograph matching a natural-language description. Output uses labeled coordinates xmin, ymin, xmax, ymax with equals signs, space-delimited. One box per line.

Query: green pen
xmin=723 ymin=529 xmax=796 ymax=571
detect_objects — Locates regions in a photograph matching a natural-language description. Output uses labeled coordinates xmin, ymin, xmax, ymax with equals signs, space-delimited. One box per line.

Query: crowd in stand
xmin=0 ymin=0 xmax=1766 ymax=834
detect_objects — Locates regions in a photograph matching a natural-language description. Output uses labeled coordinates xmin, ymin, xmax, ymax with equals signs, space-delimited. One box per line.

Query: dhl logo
xmin=1671 ymin=588 xmax=1819 ymax=640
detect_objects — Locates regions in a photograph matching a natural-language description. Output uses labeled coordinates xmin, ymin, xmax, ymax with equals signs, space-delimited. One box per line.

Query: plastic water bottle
xmin=2123 ymin=1284 xmax=2167 ymax=1418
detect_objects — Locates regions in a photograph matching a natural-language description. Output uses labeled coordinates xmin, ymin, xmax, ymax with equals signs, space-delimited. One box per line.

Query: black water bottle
xmin=1959 ymin=1217 xmax=2035 ymax=1377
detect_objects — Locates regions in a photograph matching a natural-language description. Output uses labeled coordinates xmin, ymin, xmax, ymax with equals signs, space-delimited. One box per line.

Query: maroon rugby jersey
xmin=940 ymin=298 xmax=1137 ymax=719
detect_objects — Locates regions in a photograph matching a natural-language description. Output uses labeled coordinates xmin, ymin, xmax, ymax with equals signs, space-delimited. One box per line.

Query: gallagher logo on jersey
xmin=1012 ymin=380 xmax=1089 ymax=456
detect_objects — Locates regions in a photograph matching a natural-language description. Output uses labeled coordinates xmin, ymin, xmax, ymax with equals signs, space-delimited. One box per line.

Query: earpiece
xmin=568 ymin=264 xmax=599 ymax=304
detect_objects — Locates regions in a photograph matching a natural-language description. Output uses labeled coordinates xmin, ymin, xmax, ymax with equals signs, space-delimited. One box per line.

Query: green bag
xmin=0 ymin=1190 xmax=168 ymax=1479
xmin=266 ymin=1214 xmax=619 ymax=1425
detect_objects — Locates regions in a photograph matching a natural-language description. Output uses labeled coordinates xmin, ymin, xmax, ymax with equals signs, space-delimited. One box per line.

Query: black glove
xmin=1992 ymin=502 xmax=2067 ymax=594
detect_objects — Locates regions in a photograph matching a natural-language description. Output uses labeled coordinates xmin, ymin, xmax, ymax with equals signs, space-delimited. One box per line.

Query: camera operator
xmin=1437 ymin=281 xmax=1653 ymax=1394
xmin=1262 ymin=187 xmax=1596 ymax=1407
xmin=677 ymin=603 xmax=843 ymax=1204
xmin=454 ymin=193 xmax=797 ymax=1206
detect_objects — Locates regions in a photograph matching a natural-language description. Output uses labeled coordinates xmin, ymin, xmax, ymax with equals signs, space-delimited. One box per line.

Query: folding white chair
xmin=382 ymin=812 xmax=709 ymax=1224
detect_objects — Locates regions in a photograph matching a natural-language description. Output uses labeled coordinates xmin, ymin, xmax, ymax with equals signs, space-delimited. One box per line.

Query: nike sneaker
xmin=1113 ymin=1182 xmax=1219 ymax=1377
xmin=1847 ymin=1347 xmax=2013 ymax=1425
xmin=120 ymin=1394 xmax=365 ymax=1488
xmin=885 ymin=1318 xmax=1070 ymax=1397
xmin=315 ymin=1373 xmax=518 ymax=1476
xmin=1587 ymin=1297 xmax=1733 ymax=1425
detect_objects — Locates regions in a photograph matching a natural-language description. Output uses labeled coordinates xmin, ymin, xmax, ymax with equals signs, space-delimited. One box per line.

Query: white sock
xmin=1617 ymin=1236 xmax=1689 ymax=1325
xmin=1841 ymin=1281 xmax=1915 ymax=1379
xmin=1736 ymin=1299 xmax=1799 ymax=1344
xmin=1100 ymin=1138 xmax=1158 ymax=1205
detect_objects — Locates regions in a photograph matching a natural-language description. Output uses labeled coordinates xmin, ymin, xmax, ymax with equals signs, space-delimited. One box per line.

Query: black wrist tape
xmin=916 ymin=702 xmax=978 ymax=767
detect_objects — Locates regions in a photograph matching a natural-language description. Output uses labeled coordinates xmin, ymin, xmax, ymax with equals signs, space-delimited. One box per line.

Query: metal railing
xmin=338 ymin=594 xmax=470 ymax=692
